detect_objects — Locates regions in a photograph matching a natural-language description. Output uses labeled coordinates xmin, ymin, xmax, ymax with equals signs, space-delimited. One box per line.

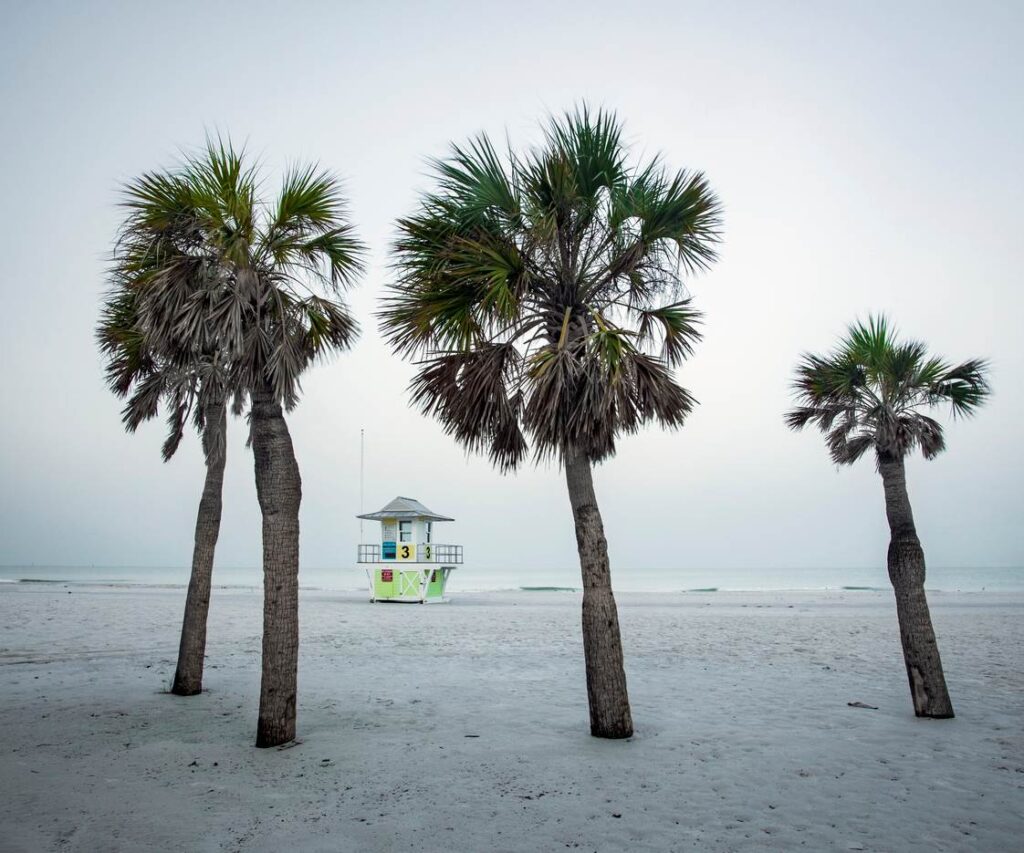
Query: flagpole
xmin=359 ymin=428 xmax=365 ymax=544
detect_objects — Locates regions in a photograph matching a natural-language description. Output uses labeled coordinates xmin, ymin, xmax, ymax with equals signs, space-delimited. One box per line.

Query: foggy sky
xmin=1 ymin=0 xmax=1021 ymax=575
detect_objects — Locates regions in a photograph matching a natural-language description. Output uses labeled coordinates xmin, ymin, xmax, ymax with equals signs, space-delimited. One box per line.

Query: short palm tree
xmin=381 ymin=107 xmax=722 ymax=738
xmin=97 ymin=278 xmax=229 ymax=698
xmin=107 ymin=140 xmax=365 ymax=746
xmin=786 ymin=316 xmax=990 ymax=718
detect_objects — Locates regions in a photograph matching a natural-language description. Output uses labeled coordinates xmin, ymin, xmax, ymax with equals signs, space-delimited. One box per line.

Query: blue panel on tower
xmin=382 ymin=541 xmax=397 ymax=560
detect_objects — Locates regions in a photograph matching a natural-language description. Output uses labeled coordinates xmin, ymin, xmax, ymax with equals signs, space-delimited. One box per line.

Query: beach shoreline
xmin=1 ymin=584 xmax=1021 ymax=851
xmin=2 ymin=563 xmax=1023 ymax=595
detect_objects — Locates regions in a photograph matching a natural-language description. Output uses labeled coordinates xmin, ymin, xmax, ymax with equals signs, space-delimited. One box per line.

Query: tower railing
xmin=356 ymin=543 xmax=463 ymax=564
xmin=430 ymin=544 xmax=463 ymax=564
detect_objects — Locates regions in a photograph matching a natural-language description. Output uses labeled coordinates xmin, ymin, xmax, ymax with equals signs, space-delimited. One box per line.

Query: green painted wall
xmin=371 ymin=566 xmax=450 ymax=601
xmin=373 ymin=569 xmax=395 ymax=598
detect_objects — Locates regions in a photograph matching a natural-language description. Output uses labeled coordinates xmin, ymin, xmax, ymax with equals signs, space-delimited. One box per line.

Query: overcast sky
xmin=1 ymin=0 xmax=1021 ymax=576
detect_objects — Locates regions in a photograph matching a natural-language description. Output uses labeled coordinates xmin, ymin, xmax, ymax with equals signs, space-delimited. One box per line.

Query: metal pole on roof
xmin=359 ymin=428 xmax=365 ymax=543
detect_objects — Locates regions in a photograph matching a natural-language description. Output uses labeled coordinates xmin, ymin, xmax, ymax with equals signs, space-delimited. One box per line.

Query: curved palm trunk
xmin=171 ymin=401 xmax=227 ymax=696
xmin=564 ymin=450 xmax=633 ymax=738
xmin=251 ymin=383 xmax=302 ymax=747
xmin=878 ymin=455 xmax=954 ymax=718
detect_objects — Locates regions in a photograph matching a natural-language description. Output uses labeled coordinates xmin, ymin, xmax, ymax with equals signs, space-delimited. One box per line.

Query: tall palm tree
xmin=786 ymin=316 xmax=989 ymax=718
xmin=381 ymin=107 xmax=722 ymax=738
xmin=109 ymin=141 xmax=365 ymax=746
xmin=97 ymin=278 xmax=229 ymax=698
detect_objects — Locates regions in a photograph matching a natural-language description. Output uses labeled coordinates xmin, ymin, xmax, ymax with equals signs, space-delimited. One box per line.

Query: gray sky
xmin=1 ymin=0 xmax=1021 ymax=574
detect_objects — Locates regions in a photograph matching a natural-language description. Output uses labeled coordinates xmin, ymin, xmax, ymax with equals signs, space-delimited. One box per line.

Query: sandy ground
xmin=0 ymin=584 xmax=1021 ymax=852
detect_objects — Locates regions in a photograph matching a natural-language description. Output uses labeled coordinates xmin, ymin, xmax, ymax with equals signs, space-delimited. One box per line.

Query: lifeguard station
xmin=357 ymin=496 xmax=463 ymax=603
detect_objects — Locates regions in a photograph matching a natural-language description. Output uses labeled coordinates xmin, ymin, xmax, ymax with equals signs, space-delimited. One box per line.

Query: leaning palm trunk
xmin=251 ymin=383 xmax=302 ymax=747
xmin=787 ymin=317 xmax=987 ymax=720
xmin=878 ymin=455 xmax=954 ymax=718
xmin=171 ymin=400 xmax=227 ymax=696
xmin=564 ymin=450 xmax=633 ymax=738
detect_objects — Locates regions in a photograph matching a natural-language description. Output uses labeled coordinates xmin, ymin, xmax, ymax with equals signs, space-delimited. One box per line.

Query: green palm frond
xmin=786 ymin=314 xmax=990 ymax=465
xmin=275 ymin=164 xmax=343 ymax=227
xmin=544 ymin=104 xmax=625 ymax=195
xmin=432 ymin=135 xmax=521 ymax=224
xmin=633 ymin=300 xmax=703 ymax=366
xmin=930 ymin=359 xmax=991 ymax=417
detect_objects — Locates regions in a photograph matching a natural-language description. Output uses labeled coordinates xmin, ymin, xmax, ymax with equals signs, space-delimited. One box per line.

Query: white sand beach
xmin=1 ymin=583 xmax=1021 ymax=852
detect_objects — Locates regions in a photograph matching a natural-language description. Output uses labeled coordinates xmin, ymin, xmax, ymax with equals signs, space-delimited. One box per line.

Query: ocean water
xmin=1 ymin=564 xmax=1022 ymax=593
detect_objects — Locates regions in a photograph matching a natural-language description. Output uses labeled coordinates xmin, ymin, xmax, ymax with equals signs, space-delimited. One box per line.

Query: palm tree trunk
xmin=878 ymin=454 xmax=954 ymax=718
xmin=564 ymin=449 xmax=633 ymax=738
xmin=171 ymin=401 xmax=227 ymax=696
xmin=251 ymin=382 xmax=302 ymax=747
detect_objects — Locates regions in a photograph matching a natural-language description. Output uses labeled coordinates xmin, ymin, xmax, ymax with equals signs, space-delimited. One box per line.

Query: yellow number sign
xmin=396 ymin=543 xmax=416 ymax=562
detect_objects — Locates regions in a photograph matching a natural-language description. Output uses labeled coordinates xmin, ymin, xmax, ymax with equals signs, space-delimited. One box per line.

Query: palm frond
xmin=101 ymin=135 xmax=366 ymax=458
xmin=382 ymin=105 xmax=721 ymax=468
xmin=409 ymin=344 xmax=526 ymax=471
xmin=430 ymin=134 xmax=521 ymax=224
xmin=930 ymin=358 xmax=991 ymax=418
xmin=786 ymin=313 xmax=990 ymax=465
xmin=633 ymin=300 xmax=703 ymax=366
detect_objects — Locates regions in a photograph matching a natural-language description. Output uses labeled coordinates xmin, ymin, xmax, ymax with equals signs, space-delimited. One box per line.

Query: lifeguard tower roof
xmin=357 ymin=496 xmax=454 ymax=522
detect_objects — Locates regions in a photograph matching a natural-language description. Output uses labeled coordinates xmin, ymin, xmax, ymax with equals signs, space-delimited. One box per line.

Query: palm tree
xmin=381 ymin=107 xmax=722 ymax=738
xmin=97 ymin=278 xmax=229 ymax=699
xmin=786 ymin=316 xmax=990 ymax=718
xmin=109 ymin=141 xmax=365 ymax=746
